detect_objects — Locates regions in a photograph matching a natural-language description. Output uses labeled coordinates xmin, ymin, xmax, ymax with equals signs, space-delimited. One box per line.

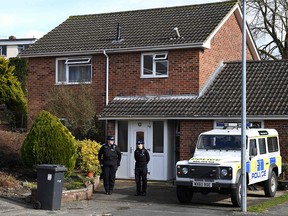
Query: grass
xmin=248 ymin=193 xmax=288 ymax=213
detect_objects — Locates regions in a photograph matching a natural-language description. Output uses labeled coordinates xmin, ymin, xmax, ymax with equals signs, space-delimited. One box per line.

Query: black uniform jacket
xmin=134 ymin=148 xmax=150 ymax=168
xmin=98 ymin=144 xmax=121 ymax=166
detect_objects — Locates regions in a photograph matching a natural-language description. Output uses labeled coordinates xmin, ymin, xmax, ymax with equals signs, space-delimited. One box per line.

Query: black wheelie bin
xmin=34 ymin=164 xmax=67 ymax=210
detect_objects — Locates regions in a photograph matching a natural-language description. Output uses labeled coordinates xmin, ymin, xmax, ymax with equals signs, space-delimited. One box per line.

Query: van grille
xmin=189 ymin=166 xmax=219 ymax=179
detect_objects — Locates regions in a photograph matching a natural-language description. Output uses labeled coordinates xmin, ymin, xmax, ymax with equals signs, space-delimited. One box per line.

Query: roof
xmin=21 ymin=1 xmax=239 ymax=57
xmin=99 ymin=60 xmax=288 ymax=120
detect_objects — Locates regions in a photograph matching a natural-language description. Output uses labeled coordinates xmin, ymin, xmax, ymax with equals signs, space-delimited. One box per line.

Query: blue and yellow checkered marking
xmin=244 ymin=156 xmax=281 ymax=180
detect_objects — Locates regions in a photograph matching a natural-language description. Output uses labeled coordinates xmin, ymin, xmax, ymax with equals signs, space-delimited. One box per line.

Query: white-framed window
xmin=18 ymin=45 xmax=28 ymax=54
xmin=141 ymin=52 xmax=168 ymax=78
xmin=56 ymin=57 xmax=92 ymax=84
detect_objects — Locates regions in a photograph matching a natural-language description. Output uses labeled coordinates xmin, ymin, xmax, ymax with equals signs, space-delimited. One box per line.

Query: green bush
xmin=77 ymin=139 xmax=102 ymax=176
xmin=21 ymin=110 xmax=77 ymax=176
xmin=9 ymin=57 xmax=28 ymax=95
xmin=0 ymin=57 xmax=27 ymax=128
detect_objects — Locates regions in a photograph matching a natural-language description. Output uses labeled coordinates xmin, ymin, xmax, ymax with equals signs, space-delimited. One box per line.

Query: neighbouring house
xmin=0 ymin=36 xmax=36 ymax=58
xmin=20 ymin=0 xmax=273 ymax=181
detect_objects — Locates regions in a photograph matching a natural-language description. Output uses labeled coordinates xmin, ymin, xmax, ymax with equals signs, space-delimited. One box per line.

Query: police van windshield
xmin=197 ymin=135 xmax=241 ymax=150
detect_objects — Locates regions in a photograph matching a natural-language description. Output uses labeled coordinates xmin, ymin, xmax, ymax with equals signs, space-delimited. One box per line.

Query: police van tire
xmin=176 ymin=186 xmax=193 ymax=204
xmin=264 ymin=171 xmax=277 ymax=197
xmin=231 ymin=180 xmax=241 ymax=207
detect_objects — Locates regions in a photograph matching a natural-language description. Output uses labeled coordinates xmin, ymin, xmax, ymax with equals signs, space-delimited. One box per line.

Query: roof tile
xmin=99 ymin=60 xmax=288 ymax=119
xmin=21 ymin=1 xmax=237 ymax=56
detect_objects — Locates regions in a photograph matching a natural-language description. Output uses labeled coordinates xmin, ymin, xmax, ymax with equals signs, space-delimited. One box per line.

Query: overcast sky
xmin=1 ymin=0 xmax=221 ymax=39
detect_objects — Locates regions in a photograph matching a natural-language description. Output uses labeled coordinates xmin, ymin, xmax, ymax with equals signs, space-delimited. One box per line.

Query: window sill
xmin=140 ymin=76 xmax=168 ymax=79
xmin=56 ymin=82 xmax=92 ymax=85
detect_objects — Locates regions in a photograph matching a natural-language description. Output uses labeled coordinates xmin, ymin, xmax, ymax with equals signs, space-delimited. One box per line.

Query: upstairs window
xmin=17 ymin=45 xmax=29 ymax=54
xmin=0 ymin=45 xmax=7 ymax=56
xmin=141 ymin=53 xmax=168 ymax=78
xmin=56 ymin=57 xmax=92 ymax=84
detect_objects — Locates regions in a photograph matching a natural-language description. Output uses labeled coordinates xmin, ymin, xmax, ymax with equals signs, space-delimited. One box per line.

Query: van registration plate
xmin=193 ymin=181 xmax=212 ymax=187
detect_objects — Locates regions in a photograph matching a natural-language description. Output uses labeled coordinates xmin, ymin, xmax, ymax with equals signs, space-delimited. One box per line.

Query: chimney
xmin=9 ymin=35 xmax=16 ymax=40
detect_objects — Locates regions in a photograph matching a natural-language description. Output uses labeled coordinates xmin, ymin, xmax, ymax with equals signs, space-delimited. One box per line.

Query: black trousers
xmin=102 ymin=164 xmax=117 ymax=192
xmin=135 ymin=167 xmax=148 ymax=194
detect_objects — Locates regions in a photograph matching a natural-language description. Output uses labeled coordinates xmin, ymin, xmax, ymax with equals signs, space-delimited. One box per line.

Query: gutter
xmin=103 ymin=50 xmax=109 ymax=106
xmin=19 ymin=42 xmax=206 ymax=58
xmin=98 ymin=116 xmax=288 ymax=121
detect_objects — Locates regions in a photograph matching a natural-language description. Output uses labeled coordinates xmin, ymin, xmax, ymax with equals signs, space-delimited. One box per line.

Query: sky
xmin=1 ymin=0 xmax=221 ymax=39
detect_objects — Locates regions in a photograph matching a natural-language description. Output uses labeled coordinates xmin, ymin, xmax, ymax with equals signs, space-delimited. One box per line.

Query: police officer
xmin=134 ymin=140 xmax=150 ymax=196
xmin=98 ymin=136 xmax=121 ymax=195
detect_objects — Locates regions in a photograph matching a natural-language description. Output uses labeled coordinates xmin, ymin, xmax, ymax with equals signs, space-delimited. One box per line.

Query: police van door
xmin=129 ymin=122 xmax=152 ymax=179
xmin=248 ymin=138 xmax=268 ymax=184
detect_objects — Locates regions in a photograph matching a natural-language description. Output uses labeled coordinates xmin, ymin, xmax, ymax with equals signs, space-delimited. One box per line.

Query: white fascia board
xmin=98 ymin=115 xmax=288 ymax=121
xmin=0 ymin=40 xmax=36 ymax=46
xmin=20 ymin=42 xmax=205 ymax=58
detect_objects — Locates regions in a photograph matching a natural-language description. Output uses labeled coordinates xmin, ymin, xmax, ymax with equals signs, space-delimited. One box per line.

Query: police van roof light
xmin=217 ymin=122 xmax=253 ymax=129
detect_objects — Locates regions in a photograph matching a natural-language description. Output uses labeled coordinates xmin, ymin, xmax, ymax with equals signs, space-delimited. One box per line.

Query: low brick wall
xmin=30 ymin=176 xmax=101 ymax=203
xmin=62 ymin=184 xmax=93 ymax=202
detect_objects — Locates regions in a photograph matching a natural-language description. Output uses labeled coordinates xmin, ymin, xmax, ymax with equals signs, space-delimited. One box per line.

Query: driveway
xmin=1 ymin=180 xmax=288 ymax=216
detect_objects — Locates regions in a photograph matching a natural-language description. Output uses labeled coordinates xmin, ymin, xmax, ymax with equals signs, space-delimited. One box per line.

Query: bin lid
xmin=36 ymin=164 xmax=67 ymax=172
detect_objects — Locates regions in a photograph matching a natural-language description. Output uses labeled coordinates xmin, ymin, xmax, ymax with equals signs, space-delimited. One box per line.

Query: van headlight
xmin=177 ymin=165 xmax=189 ymax=177
xmin=221 ymin=169 xmax=228 ymax=176
xmin=220 ymin=167 xmax=232 ymax=179
xmin=182 ymin=167 xmax=189 ymax=175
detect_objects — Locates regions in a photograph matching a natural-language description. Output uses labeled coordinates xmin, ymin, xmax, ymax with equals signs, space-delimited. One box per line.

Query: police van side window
xmin=267 ymin=137 xmax=278 ymax=152
xmin=249 ymin=139 xmax=257 ymax=156
xmin=258 ymin=138 xmax=267 ymax=154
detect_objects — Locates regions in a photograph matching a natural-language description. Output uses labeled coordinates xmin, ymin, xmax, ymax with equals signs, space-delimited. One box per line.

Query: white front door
xmin=116 ymin=120 xmax=169 ymax=180
xmin=129 ymin=121 xmax=152 ymax=179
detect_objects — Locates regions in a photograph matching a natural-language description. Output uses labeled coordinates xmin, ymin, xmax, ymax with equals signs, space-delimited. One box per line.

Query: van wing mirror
xmin=190 ymin=146 xmax=195 ymax=157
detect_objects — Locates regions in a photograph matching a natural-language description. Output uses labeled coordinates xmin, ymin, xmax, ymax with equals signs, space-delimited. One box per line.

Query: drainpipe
xmin=103 ymin=50 xmax=109 ymax=139
xmin=103 ymin=50 xmax=109 ymax=106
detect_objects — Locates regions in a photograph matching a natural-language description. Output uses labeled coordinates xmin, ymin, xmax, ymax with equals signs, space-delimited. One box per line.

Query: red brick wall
xmin=26 ymin=50 xmax=201 ymax=125
xmin=107 ymin=121 xmax=116 ymax=139
xmin=107 ymin=50 xmax=200 ymax=99
xmin=265 ymin=120 xmax=288 ymax=163
xmin=199 ymin=13 xmax=254 ymax=90
xmin=27 ymin=57 xmax=55 ymax=126
xmin=180 ymin=120 xmax=213 ymax=160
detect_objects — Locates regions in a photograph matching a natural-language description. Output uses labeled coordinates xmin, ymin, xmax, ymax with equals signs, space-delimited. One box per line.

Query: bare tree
xmin=247 ymin=0 xmax=288 ymax=60
xmin=45 ymin=85 xmax=104 ymax=141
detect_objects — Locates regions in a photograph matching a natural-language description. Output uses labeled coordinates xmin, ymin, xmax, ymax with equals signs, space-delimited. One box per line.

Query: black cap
xmin=137 ymin=140 xmax=144 ymax=145
xmin=107 ymin=136 xmax=115 ymax=141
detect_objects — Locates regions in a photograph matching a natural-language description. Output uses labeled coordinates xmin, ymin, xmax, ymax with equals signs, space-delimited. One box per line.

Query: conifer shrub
xmin=21 ymin=110 xmax=77 ymax=176
xmin=0 ymin=57 xmax=27 ymax=128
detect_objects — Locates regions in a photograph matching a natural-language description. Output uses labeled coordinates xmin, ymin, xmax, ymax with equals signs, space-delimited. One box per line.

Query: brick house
xmin=20 ymin=1 xmax=268 ymax=180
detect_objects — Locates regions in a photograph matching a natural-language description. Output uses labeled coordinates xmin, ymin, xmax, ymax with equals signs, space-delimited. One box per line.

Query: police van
xmin=175 ymin=123 xmax=282 ymax=206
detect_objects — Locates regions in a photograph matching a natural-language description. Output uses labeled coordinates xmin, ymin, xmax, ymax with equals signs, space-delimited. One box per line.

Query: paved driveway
xmin=1 ymin=180 xmax=288 ymax=216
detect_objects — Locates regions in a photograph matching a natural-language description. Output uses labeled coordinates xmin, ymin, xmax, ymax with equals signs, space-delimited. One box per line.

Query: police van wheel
xmin=264 ymin=171 xmax=277 ymax=197
xmin=231 ymin=180 xmax=241 ymax=207
xmin=176 ymin=186 xmax=193 ymax=204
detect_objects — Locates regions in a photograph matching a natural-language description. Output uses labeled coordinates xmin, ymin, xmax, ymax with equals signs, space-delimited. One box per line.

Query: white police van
xmin=175 ymin=123 xmax=282 ymax=206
